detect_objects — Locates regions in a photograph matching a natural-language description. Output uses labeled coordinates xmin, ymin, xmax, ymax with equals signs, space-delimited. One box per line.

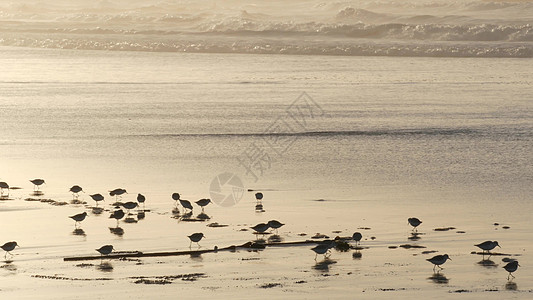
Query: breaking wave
xmin=1 ymin=0 xmax=532 ymax=57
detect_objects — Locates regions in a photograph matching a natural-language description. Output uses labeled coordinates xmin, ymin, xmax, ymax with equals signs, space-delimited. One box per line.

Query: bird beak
xmin=497 ymin=245 xmax=501 ymax=248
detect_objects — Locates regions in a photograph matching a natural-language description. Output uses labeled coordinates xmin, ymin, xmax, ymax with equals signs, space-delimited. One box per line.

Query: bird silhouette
xmin=90 ymin=194 xmax=105 ymax=206
xmin=427 ymin=254 xmax=451 ymax=271
xmin=195 ymin=198 xmax=211 ymax=212
xmin=408 ymin=217 xmax=422 ymax=231
xmin=30 ymin=179 xmax=45 ymax=191
xmin=188 ymin=233 xmax=205 ymax=247
xmin=1 ymin=241 xmax=19 ymax=259
xmin=69 ymin=212 xmax=88 ymax=227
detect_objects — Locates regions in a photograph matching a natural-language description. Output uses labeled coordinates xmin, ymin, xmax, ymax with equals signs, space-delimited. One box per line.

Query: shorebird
xmin=109 ymin=209 xmax=125 ymax=226
xmin=267 ymin=220 xmax=284 ymax=233
xmin=475 ymin=241 xmax=500 ymax=256
xmin=0 ymin=181 xmax=9 ymax=196
xmin=179 ymin=199 xmax=193 ymax=212
xmin=171 ymin=193 xmax=181 ymax=207
xmin=311 ymin=241 xmax=336 ymax=260
xmin=352 ymin=232 xmax=363 ymax=246
xmin=30 ymin=179 xmax=45 ymax=191
xmin=90 ymin=193 xmax=105 ymax=206
xmin=122 ymin=201 xmax=138 ymax=214
xmin=188 ymin=233 xmax=205 ymax=247
xmin=195 ymin=198 xmax=211 ymax=212
xmin=251 ymin=223 xmax=270 ymax=235
xmin=408 ymin=217 xmax=422 ymax=231
xmin=137 ymin=193 xmax=146 ymax=209
xmin=503 ymin=260 xmax=520 ymax=280
xmin=69 ymin=212 xmax=88 ymax=227
xmin=1 ymin=241 xmax=18 ymax=259
xmin=69 ymin=185 xmax=84 ymax=199
xmin=109 ymin=188 xmax=127 ymax=200
xmin=96 ymin=245 xmax=114 ymax=257
xmin=255 ymin=192 xmax=263 ymax=204
xmin=427 ymin=254 xmax=451 ymax=271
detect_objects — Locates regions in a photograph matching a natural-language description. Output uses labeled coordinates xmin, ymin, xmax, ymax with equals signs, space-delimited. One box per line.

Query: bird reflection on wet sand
xmin=92 ymin=207 xmax=104 ymax=215
xmin=197 ymin=212 xmax=210 ymax=220
xmin=428 ymin=272 xmax=449 ymax=284
xmin=109 ymin=227 xmax=124 ymax=237
xmin=477 ymin=259 xmax=497 ymax=268
xmin=97 ymin=261 xmax=113 ymax=272
xmin=313 ymin=258 xmax=336 ymax=272
xmin=408 ymin=232 xmax=423 ymax=241
xmin=2 ymin=261 xmax=17 ymax=271
xmin=352 ymin=250 xmax=362 ymax=259
xmin=72 ymin=228 xmax=86 ymax=236
xmin=505 ymin=281 xmax=517 ymax=291
xmin=267 ymin=234 xmax=283 ymax=243
xmin=190 ymin=252 xmax=203 ymax=261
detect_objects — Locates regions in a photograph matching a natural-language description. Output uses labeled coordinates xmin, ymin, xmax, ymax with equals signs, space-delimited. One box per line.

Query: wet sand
xmin=1 ymin=187 xmax=532 ymax=299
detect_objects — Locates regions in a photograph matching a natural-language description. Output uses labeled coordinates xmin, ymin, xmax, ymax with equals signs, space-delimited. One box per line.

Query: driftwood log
xmin=63 ymin=239 xmax=334 ymax=261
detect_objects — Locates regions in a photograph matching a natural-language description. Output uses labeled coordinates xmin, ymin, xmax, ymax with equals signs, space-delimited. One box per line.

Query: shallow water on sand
xmin=0 ymin=46 xmax=532 ymax=298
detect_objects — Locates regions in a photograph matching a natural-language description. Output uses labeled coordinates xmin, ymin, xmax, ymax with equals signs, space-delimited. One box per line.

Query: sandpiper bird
xmin=30 ymin=179 xmax=45 ymax=191
xmin=408 ymin=217 xmax=422 ymax=231
xmin=267 ymin=220 xmax=284 ymax=233
xmin=251 ymin=223 xmax=270 ymax=235
xmin=255 ymin=192 xmax=263 ymax=202
xmin=475 ymin=241 xmax=500 ymax=256
xmin=69 ymin=185 xmax=84 ymax=199
xmin=0 ymin=181 xmax=9 ymax=196
xmin=96 ymin=245 xmax=114 ymax=256
xmin=311 ymin=241 xmax=336 ymax=260
xmin=122 ymin=201 xmax=138 ymax=214
xmin=352 ymin=232 xmax=363 ymax=246
xmin=90 ymin=193 xmax=105 ymax=206
xmin=1 ymin=241 xmax=19 ymax=259
xmin=171 ymin=193 xmax=181 ymax=206
xmin=179 ymin=199 xmax=193 ymax=212
xmin=69 ymin=212 xmax=88 ymax=227
xmin=137 ymin=193 xmax=146 ymax=209
xmin=109 ymin=209 xmax=125 ymax=226
xmin=188 ymin=233 xmax=205 ymax=247
xmin=427 ymin=254 xmax=451 ymax=271
xmin=503 ymin=260 xmax=519 ymax=280
xmin=109 ymin=188 xmax=127 ymax=200
xmin=195 ymin=198 xmax=211 ymax=212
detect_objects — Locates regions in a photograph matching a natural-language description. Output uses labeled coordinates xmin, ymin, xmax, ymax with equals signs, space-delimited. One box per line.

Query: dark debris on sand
xmin=32 ymin=274 xmax=112 ymax=281
xmin=433 ymin=227 xmax=456 ymax=231
xmin=259 ymin=283 xmax=282 ymax=289
xmin=399 ymin=244 xmax=426 ymax=249
xmin=131 ymin=273 xmax=206 ymax=285
xmin=25 ymin=198 xmax=68 ymax=206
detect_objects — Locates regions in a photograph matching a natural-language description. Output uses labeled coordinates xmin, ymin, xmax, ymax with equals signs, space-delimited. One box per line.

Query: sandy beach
xmin=1 ymin=182 xmax=532 ymax=299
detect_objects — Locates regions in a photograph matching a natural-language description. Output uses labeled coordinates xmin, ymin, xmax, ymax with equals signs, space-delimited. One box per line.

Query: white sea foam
xmin=0 ymin=0 xmax=532 ymax=57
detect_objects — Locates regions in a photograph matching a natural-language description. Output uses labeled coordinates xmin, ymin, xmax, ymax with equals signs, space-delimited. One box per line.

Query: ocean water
xmin=0 ymin=45 xmax=531 ymax=216
xmin=0 ymin=0 xmax=532 ymax=57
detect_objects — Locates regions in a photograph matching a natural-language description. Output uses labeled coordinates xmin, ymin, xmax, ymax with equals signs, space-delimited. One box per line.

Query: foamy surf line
xmin=1 ymin=35 xmax=531 ymax=58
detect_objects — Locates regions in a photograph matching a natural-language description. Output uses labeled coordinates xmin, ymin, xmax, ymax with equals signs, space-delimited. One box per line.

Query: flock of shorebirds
xmin=0 ymin=180 xmax=521 ymax=281
xmin=1 ymin=181 xmax=283 ymax=259
xmin=308 ymin=217 xmax=520 ymax=280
